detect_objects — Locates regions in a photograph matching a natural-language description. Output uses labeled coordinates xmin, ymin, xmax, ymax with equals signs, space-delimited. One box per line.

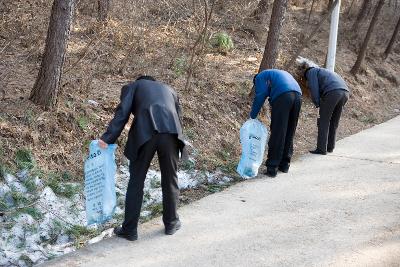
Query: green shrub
xmin=172 ymin=56 xmax=187 ymax=76
xmin=66 ymin=225 xmax=96 ymax=239
xmin=0 ymin=199 xmax=7 ymax=211
xmin=212 ymin=32 xmax=234 ymax=54
xmin=15 ymin=148 xmax=35 ymax=170
xmin=181 ymin=159 xmax=196 ymax=171
xmin=23 ymin=178 xmax=38 ymax=193
xmin=77 ymin=116 xmax=89 ymax=130
xmin=46 ymin=173 xmax=80 ymax=198
xmin=19 ymin=207 xmax=43 ymax=220
xmin=150 ymin=203 xmax=163 ymax=216
xmin=10 ymin=191 xmax=29 ymax=206
xmin=0 ymin=163 xmax=5 ymax=181
xmin=150 ymin=177 xmax=161 ymax=188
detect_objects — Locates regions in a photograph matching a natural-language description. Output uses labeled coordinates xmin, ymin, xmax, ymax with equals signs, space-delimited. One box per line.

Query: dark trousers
xmin=122 ymin=133 xmax=180 ymax=233
xmin=317 ymin=90 xmax=349 ymax=152
xmin=266 ymin=92 xmax=302 ymax=169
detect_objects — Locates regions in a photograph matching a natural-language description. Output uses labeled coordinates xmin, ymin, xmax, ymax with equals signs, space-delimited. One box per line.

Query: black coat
xmin=101 ymin=79 xmax=186 ymax=161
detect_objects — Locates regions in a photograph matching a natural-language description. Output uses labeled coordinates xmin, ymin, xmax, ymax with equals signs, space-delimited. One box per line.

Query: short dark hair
xmin=136 ymin=75 xmax=156 ymax=81
xmin=303 ymin=67 xmax=314 ymax=80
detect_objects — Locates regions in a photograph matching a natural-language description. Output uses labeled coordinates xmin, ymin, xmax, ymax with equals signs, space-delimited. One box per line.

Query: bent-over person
xmin=250 ymin=69 xmax=302 ymax=178
xmin=99 ymin=75 xmax=185 ymax=241
xmin=304 ymin=67 xmax=350 ymax=155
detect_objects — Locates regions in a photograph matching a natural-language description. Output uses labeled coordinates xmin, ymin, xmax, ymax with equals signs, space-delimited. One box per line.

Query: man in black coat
xmin=304 ymin=67 xmax=350 ymax=155
xmin=99 ymin=75 xmax=185 ymax=241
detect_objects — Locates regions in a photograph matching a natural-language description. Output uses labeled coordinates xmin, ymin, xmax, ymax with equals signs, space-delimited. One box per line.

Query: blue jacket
xmin=305 ymin=67 xmax=349 ymax=107
xmin=250 ymin=69 xmax=302 ymax=119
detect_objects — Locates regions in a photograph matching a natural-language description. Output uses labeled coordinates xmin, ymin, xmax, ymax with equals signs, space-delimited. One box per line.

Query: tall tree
xmin=308 ymin=0 xmax=317 ymax=23
xmin=352 ymin=0 xmax=371 ymax=31
xmin=252 ymin=0 xmax=270 ymax=20
xmin=351 ymin=0 xmax=385 ymax=75
xmin=259 ymin=0 xmax=288 ymax=71
xmin=346 ymin=0 xmax=356 ymax=16
xmin=383 ymin=14 xmax=400 ymax=59
xmin=328 ymin=0 xmax=334 ymax=10
xmin=30 ymin=0 xmax=74 ymax=110
xmin=98 ymin=0 xmax=111 ymax=22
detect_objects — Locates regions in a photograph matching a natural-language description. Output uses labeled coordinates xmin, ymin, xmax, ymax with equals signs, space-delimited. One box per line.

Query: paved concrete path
xmin=42 ymin=116 xmax=400 ymax=267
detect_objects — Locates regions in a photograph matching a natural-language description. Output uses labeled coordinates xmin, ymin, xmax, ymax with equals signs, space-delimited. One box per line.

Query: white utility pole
xmin=326 ymin=0 xmax=341 ymax=72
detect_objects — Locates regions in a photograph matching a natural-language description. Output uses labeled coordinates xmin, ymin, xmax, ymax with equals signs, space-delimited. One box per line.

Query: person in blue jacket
xmin=304 ymin=67 xmax=350 ymax=155
xmin=250 ymin=69 xmax=302 ymax=177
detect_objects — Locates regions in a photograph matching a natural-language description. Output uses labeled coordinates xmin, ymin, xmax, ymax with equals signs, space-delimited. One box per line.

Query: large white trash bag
xmin=84 ymin=140 xmax=117 ymax=225
xmin=237 ymin=119 xmax=268 ymax=178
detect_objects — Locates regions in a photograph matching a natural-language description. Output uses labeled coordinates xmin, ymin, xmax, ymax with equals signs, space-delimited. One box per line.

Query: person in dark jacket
xmin=99 ymin=75 xmax=185 ymax=241
xmin=304 ymin=67 xmax=350 ymax=155
xmin=250 ymin=69 xmax=302 ymax=178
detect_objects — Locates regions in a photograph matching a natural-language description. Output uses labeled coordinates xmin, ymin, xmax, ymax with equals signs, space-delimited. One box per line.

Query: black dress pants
xmin=317 ymin=89 xmax=349 ymax=152
xmin=266 ymin=92 xmax=302 ymax=169
xmin=122 ymin=133 xmax=180 ymax=233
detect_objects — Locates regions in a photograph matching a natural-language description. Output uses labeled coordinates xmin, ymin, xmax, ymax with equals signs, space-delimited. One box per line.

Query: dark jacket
xmin=101 ymin=79 xmax=185 ymax=162
xmin=305 ymin=67 xmax=349 ymax=107
xmin=250 ymin=69 xmax=302 ymax=119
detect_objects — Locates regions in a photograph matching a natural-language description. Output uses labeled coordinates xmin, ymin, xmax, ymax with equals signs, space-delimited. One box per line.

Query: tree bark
xmin=258 ymin=0 xmax=289 ymax=71
xmin=98 ymin=0 xmax=110 ymax=22
xmin=328 ymin=0 xmax=334 ymax=10
xmin=352 ymin=0 xmax=371 ymax=31
xmin=252 ymin=0 xmax=269 ymax=20
xmin=308 ymin=0 xmax=317 ymax=24
xmin=29 ymin=0 xmax=74 ymax=110
xmin=350 ymin=0 xmax=385 ymax=75
xmin=346 ymin=0 xmax=356 ymax=16
xmin=284 ymin=0 xmax=339 ymax=69
xmin=383 ymin=15 xmax=400 ymax=59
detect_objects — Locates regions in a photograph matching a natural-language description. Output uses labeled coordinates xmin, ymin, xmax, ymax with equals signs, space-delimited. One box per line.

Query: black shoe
xmin=165 ymin=220 xmax=181 ymax=235
xmin=114 ymin=226 xmax=138 ymax=241
xmin=278 ymin=165 xmax=289 ymax=173
xmin=264 ymin=167 xmax=277 ymax=178
xmin=309 ymin=148 xmax=327 ymax=155
xmin=327 ymin=148 xmax=334 ymax=153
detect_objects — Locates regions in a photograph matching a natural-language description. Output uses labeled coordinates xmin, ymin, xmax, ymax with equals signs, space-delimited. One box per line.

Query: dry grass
xmin=0 ymin=0 xmax=399 ymax=180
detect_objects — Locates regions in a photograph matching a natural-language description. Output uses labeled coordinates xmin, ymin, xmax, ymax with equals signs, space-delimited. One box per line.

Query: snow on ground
xmin=0 ymin=165 xmax=235 ymax=266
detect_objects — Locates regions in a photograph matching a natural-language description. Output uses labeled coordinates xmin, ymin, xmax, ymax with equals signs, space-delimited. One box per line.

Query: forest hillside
xmin=1 ymin=0 xmax=400 ymax=265
xmin=1 ymin=0 xmax=399 ymax=178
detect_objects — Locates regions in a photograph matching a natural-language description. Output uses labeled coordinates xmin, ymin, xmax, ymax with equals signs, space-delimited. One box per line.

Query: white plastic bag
xmin=237 ymin=119 xmax=268 ymax=178
xmin=84 ymin=140 xmax=117 ymax=225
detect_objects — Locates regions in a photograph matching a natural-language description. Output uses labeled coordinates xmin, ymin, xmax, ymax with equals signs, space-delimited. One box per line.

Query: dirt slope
xmin=0 ymin=0 xmax=399 ymax=179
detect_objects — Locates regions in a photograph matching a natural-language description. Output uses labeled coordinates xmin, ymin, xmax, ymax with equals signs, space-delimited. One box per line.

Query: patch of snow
xmin=34 ymin=176 xmax=44 ymax=188
xmin=0 ymin=182 xmax=11 ymax=198
xmin=88 ymin=100 xmax=99 ymax=106
xmin=88 ymin=228 xmax=113 ymax=245
xmin=140 ymin=210 xmax=151 ymax=218
xmin=5 ymin=173 xmax=27 ymax=193
xmin=16 ymin=169 xmax=29 ymax=182
xmin=55 ymin=235 xmax=70 ymax=245
xmin=178 ymin=171 xmax=201 ymax=189
xmin=1 ymin=161 xmax=235 ymax=266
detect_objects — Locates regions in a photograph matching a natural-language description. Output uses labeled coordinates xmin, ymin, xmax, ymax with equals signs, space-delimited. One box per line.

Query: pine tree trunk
xmin=328 ymin=0 xmax=334 ymax=10
xmin=252 ymin=0 xmax=269 ymax=20
xmin=259 ymin=0 xmax=288 ymax=71
xmin=98 ymin=0 xmax=110 ymax=22
xmin=30 ymin=0 xmax=74 ymax=110
xmin=352 ymin=0 xmax=371 ymax=31
xmin=383 ymin=15 xmax=400 ymax=59
xmin=350 ymin=0 xmax=385 ymax=75
xmin=308 ymin=0 xmax=317 ymax=23
xmin=346 ymin=0 xmax=356 ymax=16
